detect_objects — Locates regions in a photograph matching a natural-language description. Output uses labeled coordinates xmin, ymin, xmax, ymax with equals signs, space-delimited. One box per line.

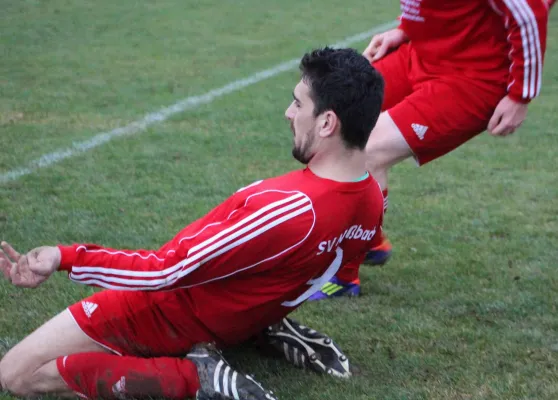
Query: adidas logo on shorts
xmin=82 ymin=301 xmax=98 ymax=318
xmin=411 ymin=123 xmax=428 ymax=140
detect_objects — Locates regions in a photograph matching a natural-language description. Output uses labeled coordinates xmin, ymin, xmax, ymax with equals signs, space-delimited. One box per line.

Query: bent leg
xmin=1 ymin=289 xmax=210 ymax=398
xmin=380 ymin=75 xmax=506 ymax=167
xmin=0 ymin=309 xmax=108 ymax=397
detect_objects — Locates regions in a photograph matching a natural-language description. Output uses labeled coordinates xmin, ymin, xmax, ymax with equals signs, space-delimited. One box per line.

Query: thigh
xmin=387 ymin=76 xmax=506 ymax=165
xmin=372 ymin=43 xmax=413 ymax=111
xmin=366 ymin=111 xmax=414 ymax=170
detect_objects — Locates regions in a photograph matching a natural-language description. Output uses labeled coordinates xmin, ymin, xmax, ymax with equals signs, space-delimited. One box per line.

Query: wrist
xmin=396 ymin=28 xmax=409 ymax=42
xmin=57 ymin=244 xmax=76 ymax=271
xmin=507 ymin=92 xmax=531 ymax=104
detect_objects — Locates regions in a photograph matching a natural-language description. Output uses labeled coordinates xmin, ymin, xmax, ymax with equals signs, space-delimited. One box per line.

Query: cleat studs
xmin=324 ymin=338 xmax=332 ymax=345
xmin=310 ymin=354 xmax=318 ymax=361
xmin=340 ymin=355 xmax=347 ymax=362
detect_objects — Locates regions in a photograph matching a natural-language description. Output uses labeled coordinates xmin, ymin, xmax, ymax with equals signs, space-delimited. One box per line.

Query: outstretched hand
xmin=0 ymin=242 xmax=61 ymax=288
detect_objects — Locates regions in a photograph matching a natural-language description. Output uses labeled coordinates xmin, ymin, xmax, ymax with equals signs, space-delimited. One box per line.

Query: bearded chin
xmin=291 ymin=127 xmax=315 ymax=164
xmin=292 ymin=144 xmax=313 ymax=164
xmin=292 ymin=147 xmax=307 ymax=164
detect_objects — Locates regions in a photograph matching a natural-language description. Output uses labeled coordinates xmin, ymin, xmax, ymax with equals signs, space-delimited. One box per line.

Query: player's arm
xmin=493 ymin=0 xmax=549 ymax=103
xmin=58 ymin=191 xmax=314 ymax=291
xmin=0 ymin=238 xmax=198 ymax=290
xmin=0 ymin=193 xmax=240 ymax=289
xmin=487 ymin=0 xmax=549 ymax=136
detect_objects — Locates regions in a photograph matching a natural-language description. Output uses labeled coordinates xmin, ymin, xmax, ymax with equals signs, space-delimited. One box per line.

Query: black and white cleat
xmin=187 ymin=343 xmax=278 ymax=400
xmin=263 ymin=318 xmax=352 ymax=379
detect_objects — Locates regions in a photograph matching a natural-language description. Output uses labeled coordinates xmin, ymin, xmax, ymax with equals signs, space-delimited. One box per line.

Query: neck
xmin=307 ymin=147 xmax=368 ymax=182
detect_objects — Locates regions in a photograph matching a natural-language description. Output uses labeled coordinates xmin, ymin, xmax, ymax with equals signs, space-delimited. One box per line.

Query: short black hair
xmin=299 ymin=47 xmax=384 ymax=150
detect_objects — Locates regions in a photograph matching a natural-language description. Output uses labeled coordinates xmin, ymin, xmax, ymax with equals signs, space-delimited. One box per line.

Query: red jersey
xmin=398 ymin=0 xmax=551 ymax=103
xmin=58 ymin=168 xmax=384 ymax=346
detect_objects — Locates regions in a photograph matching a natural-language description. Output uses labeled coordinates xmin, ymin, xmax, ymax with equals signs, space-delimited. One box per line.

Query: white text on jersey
xmin=316 ymin=224 xmax=377 ymax=255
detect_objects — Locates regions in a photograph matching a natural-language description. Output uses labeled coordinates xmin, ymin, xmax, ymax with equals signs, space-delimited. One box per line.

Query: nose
xmin=285 ymin=102 xmax=295 ymax=120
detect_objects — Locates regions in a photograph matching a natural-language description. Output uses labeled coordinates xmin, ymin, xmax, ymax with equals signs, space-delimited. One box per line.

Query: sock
xmin=335 ymin=256 xmax=362 ymax=283
xmin=378 ymin=188 xmax=388 ymax=243
xmin=57 ymin=352 xmax=200 ymax=399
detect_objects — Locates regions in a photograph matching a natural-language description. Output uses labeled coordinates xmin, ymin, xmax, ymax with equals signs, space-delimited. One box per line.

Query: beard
xmin=291 ymin=127 xmax=315 ymax=165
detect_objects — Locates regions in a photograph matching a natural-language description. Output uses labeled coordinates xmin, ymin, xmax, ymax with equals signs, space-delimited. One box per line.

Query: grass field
xmin=1 ymin=1 xmax=558 ymax=399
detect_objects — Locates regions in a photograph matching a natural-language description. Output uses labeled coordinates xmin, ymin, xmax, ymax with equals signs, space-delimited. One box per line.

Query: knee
xmin=0 ymin=348 xmax=37 ymax=397
xmin=0 ymin=355 xmax=31 ymax=397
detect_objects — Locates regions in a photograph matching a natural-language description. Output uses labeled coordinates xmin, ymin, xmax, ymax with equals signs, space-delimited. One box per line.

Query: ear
xmin=318 ymin=110 xmax=339 ymax=138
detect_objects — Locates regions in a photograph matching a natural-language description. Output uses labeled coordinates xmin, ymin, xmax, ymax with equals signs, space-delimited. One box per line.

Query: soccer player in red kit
xmin=0 ymin=47 xmax=385 ymax=400
xmin=310 ymin=0 xmax=554 ymax=300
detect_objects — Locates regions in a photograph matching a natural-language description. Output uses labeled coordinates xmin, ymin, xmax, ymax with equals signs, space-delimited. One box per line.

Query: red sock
xmin=57 ymin=352 xmax=200 ymax=399
xmin=379 ymin=188 xmax=388 ymax=243
xmin=335 ymin=257 xmax=361 ymax=283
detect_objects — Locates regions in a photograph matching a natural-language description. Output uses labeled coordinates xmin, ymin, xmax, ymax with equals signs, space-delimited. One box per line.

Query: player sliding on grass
xmin=0 ymin=47 xmax=385 ymax=400
xmin=310 ymin=0 xmax=554 ymax=300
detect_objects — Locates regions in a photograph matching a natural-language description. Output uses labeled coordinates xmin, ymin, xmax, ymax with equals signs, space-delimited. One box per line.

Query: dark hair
xmin=299 ymin=47 xmax=384 ymax=150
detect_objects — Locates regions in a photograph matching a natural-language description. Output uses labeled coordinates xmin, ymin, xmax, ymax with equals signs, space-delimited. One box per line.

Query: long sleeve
xmin=58 ymin=190 xmax=315 ymax=291
xmin=494 ymin=0 xmax=549 ymax=103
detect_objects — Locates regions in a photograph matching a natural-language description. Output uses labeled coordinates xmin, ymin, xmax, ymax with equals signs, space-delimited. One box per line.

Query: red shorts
xmin=373 ymin=43 xmax=508 ymax=165
xmin=67 ymin=289 xmax=214 ymax=357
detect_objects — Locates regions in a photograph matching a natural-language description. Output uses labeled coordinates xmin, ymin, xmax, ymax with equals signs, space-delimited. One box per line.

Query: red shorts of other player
xmin=374 ymin=42 xmax=507 ymax=166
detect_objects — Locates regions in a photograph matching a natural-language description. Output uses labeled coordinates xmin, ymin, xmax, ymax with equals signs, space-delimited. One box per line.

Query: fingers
xmin=9 ymin=254 xmax=37 ymax=288
xmin=9 ymin=260 xmax=19 ymax=284
xmin=487 ymin=107 xmax=506 ymax=136
xmin=487 ymin=115 xmax=498 ymax=133
xmin=0 ymin=251 xmax=13 ymax=280
xmin=490 ymin=124 xmax=515 ymax=136
xmin=1 ymin=241 xmax=21 ymax=262
xmin=489 ymin=116 xmax=519 ymax=136
xmin=371 ymin=41 xmax=389 ymax=62
xmin=488 ymin=95 xmax=526 ymax=137
xmin=0 ymin=243 xmax=42 ymax=288
xmin=363 ymin=36 xmax=382 ymax=62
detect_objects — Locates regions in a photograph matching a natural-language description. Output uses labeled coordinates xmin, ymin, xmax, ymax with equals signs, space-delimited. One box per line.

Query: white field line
xmin=0 ymin=21 xmax=397 ymax=184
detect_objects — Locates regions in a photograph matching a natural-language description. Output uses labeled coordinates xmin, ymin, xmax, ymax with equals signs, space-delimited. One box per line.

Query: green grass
xmin=1 ymin=1 xmax=558 ymax=399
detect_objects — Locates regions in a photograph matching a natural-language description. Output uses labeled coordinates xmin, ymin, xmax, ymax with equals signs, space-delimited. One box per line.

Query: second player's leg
xmin=378 ymin=76 xmax=507 ymax=168
xmin=365 ymin=111 xmax=414 ymax=190
xmin=366 ymin=42 xmax=416 ymax=190
xmin=310 ymin=68 xmax=507 ymax=300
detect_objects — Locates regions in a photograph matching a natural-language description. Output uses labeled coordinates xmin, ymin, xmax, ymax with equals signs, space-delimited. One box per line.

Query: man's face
xmin=285 ymin=80 xmax=318 ymax=164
